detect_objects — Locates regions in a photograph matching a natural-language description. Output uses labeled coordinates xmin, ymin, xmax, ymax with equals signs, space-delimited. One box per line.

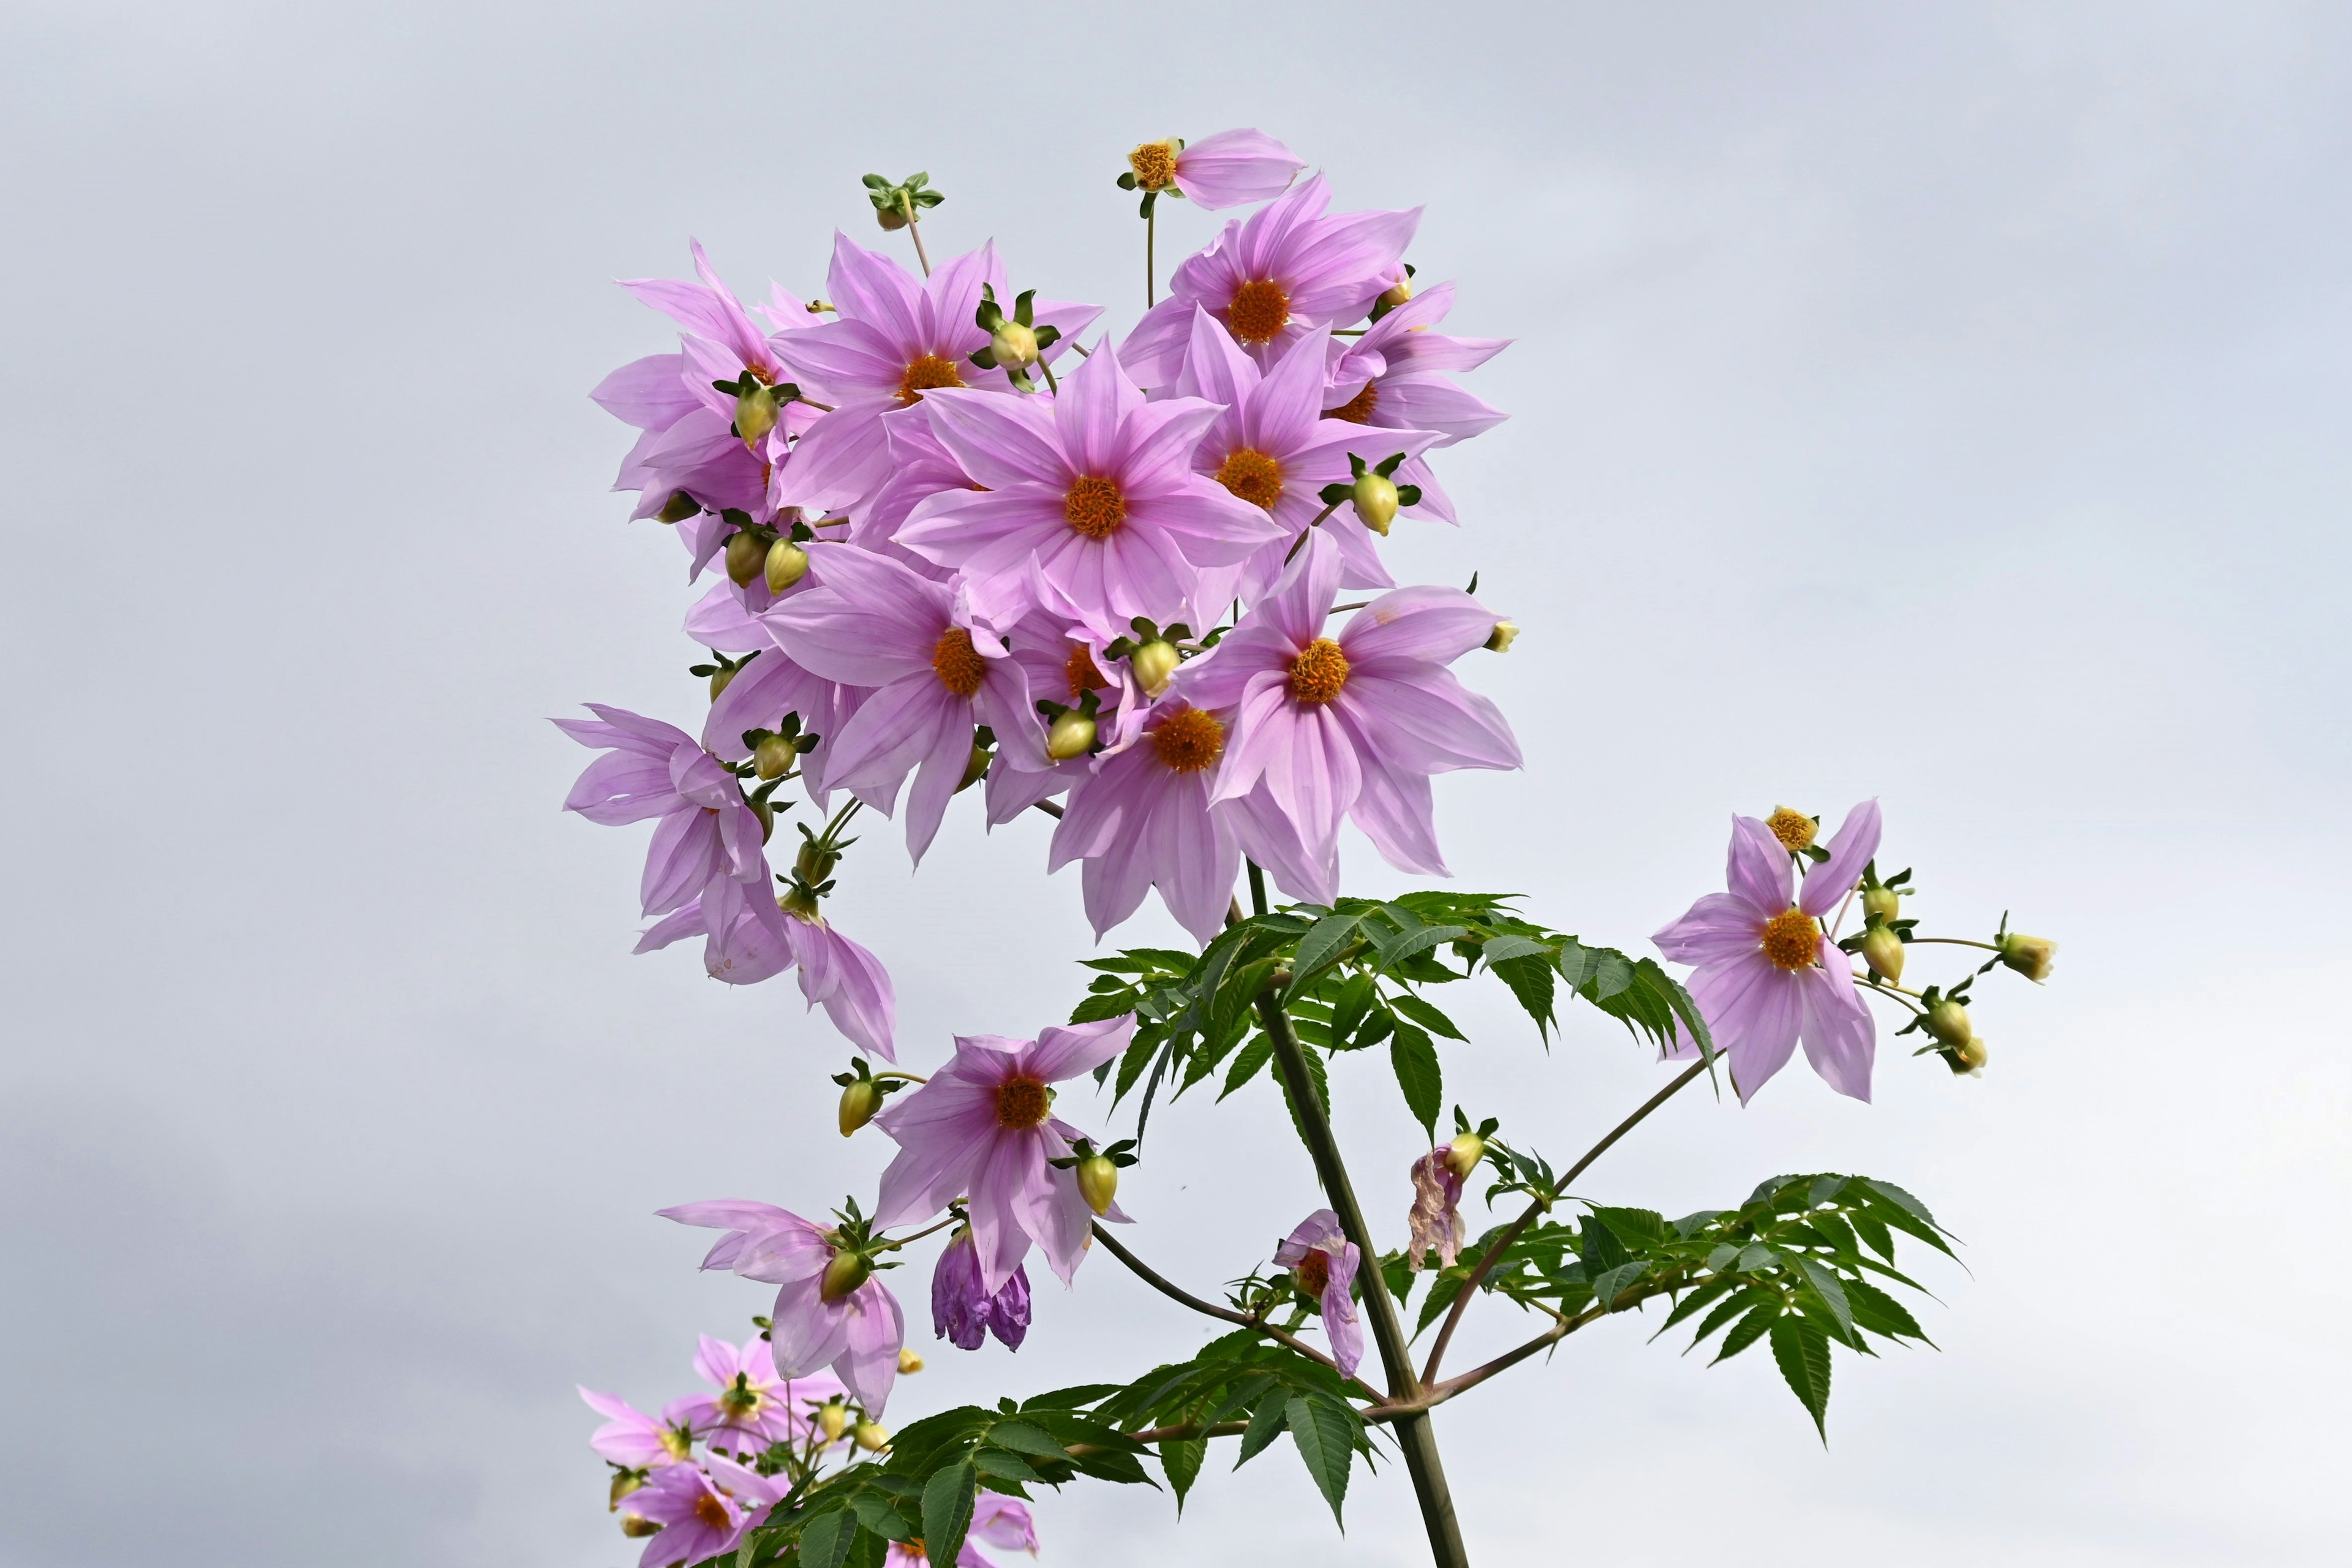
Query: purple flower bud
xmin=931 ymin=1228 xmax=1032 ymax=1352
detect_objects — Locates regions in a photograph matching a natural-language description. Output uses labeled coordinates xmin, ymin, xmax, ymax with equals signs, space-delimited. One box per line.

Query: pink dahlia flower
xmin=897 ymin=344 xmax=1284 ymax=639
xmin=624 ymin=1455 xmax=783 ymax=1568
xmin=579 ymin=1387 xmax=696 ymax=1469
xmin=1172 ymin=530 xmax=1520 ymax=892
xmin=1321 ymin=280 xmax=1511 ymax=527
xmin=873 ymin=1017 xmax=1138 ymax=1292
xmin=1176 ymin=309 xmax=1439 ymax=602
xmin=1139 ymin=127 xmax=1306 ymax=209
xmin=676 ymin=1333 xmax=797 ymax=1458
xmin=1120 ymin=174 xmax=1421 ymax=385
xmin=635 ymin=891 xmax=898 ymax=1061
xmin=557 ymin=706 xmax=774 ymax=921
xmin=1048 ymin=701 xmax=1240 ymax=945
xmin=772 ymin=235 xmax=1100 ymax=517
xmin=763 ymin=546 xmax=1046 ymax=862
xmin=1653 ymin=802 xmax=1884 ymax=1104
xmin=658 ymin=1201 xmax=907 ymax=1415
xmin=1275 ymin=1210 xmax=1363 ymax=1380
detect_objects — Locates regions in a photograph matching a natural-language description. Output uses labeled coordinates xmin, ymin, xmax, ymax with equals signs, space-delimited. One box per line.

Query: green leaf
xmin=1712 ymin=1298 xmax=1781 ymax=1363
xmin=1479 ymin=933 xmax=1552 ymax=965
xmin=1388 ymin=991 xmax=1464 ymax=1040
xmin=972 ymin=1447 xmax=1040 ymax=1485
xmin=1589 ymin=1260 xmax=1648 ymax=1311
xmin=1071 ymin=989 xmax=1140 ymax=1024
xmin=1285 ymin=1395 xmax=1357 ymax=1526
xmin=1794 ymin=1257 xmax=1856 ymax=1341
xmin=1389 ymin=1022 xmax=1442 ymax=1141
xmin=1850 ymin=1210 xmax=1896 ymax=1261
xmin=1276 ymin=1041 xmax=1332 ymax=1146
xmin=1327 ymin=972 xmax=1378 ymax=1048
xmin=1376 ymin=922 xmax=1468 ymax=973
xmin=1217 ymin=1033 xmax=1276 ymax=1100
xmin=1490 ymin=954 xmax=1557 ymax=1038
xmin=1286 ymin=912 xmax=1362 ymax=997
xmin=849 ymin=1493 xmax=914 ymax=1541
xmin=1235 ymin=1396 xmax=1287 ymax=1466
xmin=983 ymin=1420 xmax=1069 ymax=1458
xmin=1770 ymin=1317 xmax=1834 ymax=1441
xmin=921 ymin=1462 xmax=977 ymax=1568
xmin=1843 ymin=1277 xmax=1930 ymax=1343
xmin=1657 ymin=1276 xmax=1735 ymax=1333
xmin=796 ymin=1509 xmax=856 ymax=1568
xmin=1689 ymin=1286 xmax=1771 ymax=1347
xmin=1161 ymin=1434 xmax=1207 ymax=1510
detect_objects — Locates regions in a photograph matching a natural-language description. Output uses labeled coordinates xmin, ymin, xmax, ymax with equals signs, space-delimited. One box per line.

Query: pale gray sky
xmin=2 ymin=3 xmax=2346 ymax=1564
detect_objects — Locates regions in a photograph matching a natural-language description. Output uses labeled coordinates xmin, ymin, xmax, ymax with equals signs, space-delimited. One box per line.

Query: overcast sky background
xmin=3 ymin=2 xmax=2347 ymax=1564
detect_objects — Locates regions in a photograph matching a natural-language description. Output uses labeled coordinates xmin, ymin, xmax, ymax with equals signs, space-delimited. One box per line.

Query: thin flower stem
xmin=1030 ymin=799 xmax=1065 ymax=820
xmin=872 ymin=1070 xmax=929 ymax=1084
xmin=1038 ymin=356 xmax=1058 ymax=395
xmin=1145 ymin=202 xmax=1156 ymax=308
xmin=872 ymin=1215 xmax=959 ymax=1253
xmin=1854 ymin=979 xmax=1926 ymax=1015
xmin=1908 ymin=937 xmax=2001 ymax=952
xmin=1419 ymin=1057 xmax=1709 ymax=1384
xmin=900 ymin=194 xmax=931 ymax=276
xmin=1280 ymin=500 xmax=1344 ymax=565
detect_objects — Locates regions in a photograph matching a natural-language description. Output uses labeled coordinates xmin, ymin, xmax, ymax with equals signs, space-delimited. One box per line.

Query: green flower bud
xmin=838 ymin=1078 xmax=881 ymax=1137
xmin=709 ymin=665 xmax=738 ymax=702
xmin=1128 ymin=638 xmax=1180 ymax=697
xmin=1860 ymin=924 xmax=1905 ymax=984
xmin=1076 ymin=1153 xmax=1120 ymax=1216
xmin=897 ymin=1348 xmax=925 ymax=1374
xmin=876 ymin=205 xmax=907 ymax=231
xmin=779 ymin=883 xmax=822 ymax=921
xmin=990 ymin=319 xmax=1040 ymax=370
xmin=1046 ymin=709 xmax=1098 ymax=761
xmin=609 ymin=1470 xmax=648 ymax=1509
xmin=1376 ymin=274 xmax=1413 ymax=311
xmin=735 ymin=382 xmax=779 ymax=448
xmin=753 ymin=733 xmax=799 ymax=781
xmin=816 ymin=1401 xmax=850 ymax=1442
xmin=655 ymin=490 xmax=701 ymax=524
xmin=1998 ymin=932 xmax=2058 ymax=984
xmin=853 ymin=1420 xmax=890 ymax=1452
xmin=1445 ymin=1132 xmax=1486 ymax=1180
xmin=724 ymin=528 xmax=767 ymax=588
xmin=1945 ymin=1036 xmax=1988 ymax=1075
xmin=958 ymin=742 xmax=992 ymax=792
xmin=1351 ymin=472 xmax=1400 ymax=535
xmin=1924 ymin=998 xmax=1973 ymax=1048
xmin=764 ymin=538 xmax=810 ymax=594
xmin=1484 ymin=620 xmax=1517 ymax=653
xmin=619 ymin=1512 xmax=661 ymax=1538
xmin=1861 ymin=886 xmax=1901 ymax=925
xmin=794 ymin=840 xmax=839 ymax=885
xmin=820 ymin=1248 xmax=872 ymax=1303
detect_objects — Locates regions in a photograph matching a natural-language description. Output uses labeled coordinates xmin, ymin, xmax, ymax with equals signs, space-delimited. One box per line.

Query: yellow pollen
xmin=1287 ymin=638 xmax=1350 ymax=705
xmin=692 ymin=1491 xmax=733 ymax=1531
xmin=1226 ymin=279 xmax=1292 ymax=344
xmin=1760 ymin=908 xmax=1820 ymax=971
xmin=1127 ymin=140 xmax=1179 ymax=192
xmin=1214 ymin=447 xmax=1284 ymax=510
xmin=995 ymin=1075 xmax=1051 ymax=1129
xmin=1325 ymin=381 xmax=1378 ymax=424
xmin=1295 ymin=1249 xmax=1331 ymax=1297
xmin=659 ymin=1427 xmax=693 ymax=1462
xmin=1063 ymin=475 xmax=1127 ymax=538
xmin=1065 ymin=644 xmax=1107 ymax=698
xmin=930 ymin=628 xmax=986 ymax=698
xmin=896 ymin=353 xmax=965 ymax=406
xmin=1765 ymin=807 xmax=1817 ymax=853
xmin=1150 ymin=708 xmax=1226 ymax=774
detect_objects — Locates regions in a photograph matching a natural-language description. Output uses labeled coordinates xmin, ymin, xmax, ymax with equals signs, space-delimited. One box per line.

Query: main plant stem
xmin=1246 ymin=864 xmax=1471 ymax=1568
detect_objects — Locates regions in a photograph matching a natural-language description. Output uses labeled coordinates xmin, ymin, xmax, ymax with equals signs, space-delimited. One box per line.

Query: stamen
xmin=994 ymin=1075 xmax=1051 ymax=1129
xmin=1127 ymin=140 xmax=1178 ymax=192
xmin=1295 ymin=1249 xmax=1331 ymax=1297
xmin=1765 ymin=807 xmax=1817 ymax=853
xmin=1150 ymin=709 xmax=1226 ymax=774
xmin=1325 ymin=382 xmax=1378 ymax=424
xmin=1214 ymin=447 xmax=1284 ymax=510
xmin=931 ymin=628 xmax=987 ymax=698
xmin=1287 ymin=638 xmax=1350 ymax=704
xmin=1226 ymin=279 xmax=1292 ymax=345
xmin=1065 ymin=644 xmax=1107 ymax=698
xmin=692 ymin=1491 xmax=733 ymax=1530
xmin=1760 ymin=908 xmax=1820 ymax=971
xmin=1063 ymin=475 xmax=1127 ymax=538
xmin=896 ymin=353 xmax=965 ymax=406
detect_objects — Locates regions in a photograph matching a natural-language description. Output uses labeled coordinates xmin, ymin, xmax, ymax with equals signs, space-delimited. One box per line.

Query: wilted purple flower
xmin=1048 ymin=701 xmax=1240 ymax=945
xmin=624 ymin=1456 xmax=783 ymax=1568
xmin=930 ymin=1227 xmax=1032 ymax=1352
xmin=1127 ymin=127 xmax=1305 ymax=210
xmin=1121 ymin=175 xmax=1421 ymax=385
xmin=1653 ymin=802 xmax=1883 ymax=1104
xmin=873 ymin=1017 xmax=1137 ymax=1292
xmin=763 ymin=546 xmax=1046 ymax=862
xmin=1275 ymin=1210 xmax=1363 ymax=1380
xmin=635 ymin=890 xmax=897 ymax=1061
xmin=658 ymin=1202 xmax=907 ymax=1414
xmin=556 ymin=706 xmax=774 ymax=922
xmin=1406 ymin=1147 xmax=1466 ymax=1272
xmin=579 ymin=1387 xmax=696 ymax=1469
xmin=1173 ymin=530 xmax=1520 ymax=888
xmin=772 ymin=235 xmax=1099 ymax=516
xmin=897 ymin=344 xmax=1283 ymax=638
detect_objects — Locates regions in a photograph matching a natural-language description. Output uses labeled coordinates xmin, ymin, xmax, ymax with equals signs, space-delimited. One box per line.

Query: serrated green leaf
xmin=1389 ymin=1022 xmax=1442 ymax=1141
xmin=797 ymin=1509 xmax=856 ymax=1568
xmin=1378 ymin=923 xmax=1468 ymax=972
xmin=849 ymin=1493 xmax=913 ymax=1540
xmin=1843 ymin=1277 xmax=1930 ymax=1343
xmin=921 ymin=1462 xmax=977 ymax=1568
xmin=1285 ymin=1395 xmax=1357 ymax=1526
xmin=1218 ymin=1033 xmax=1275 ymax=1100
xmin=1658 ymin=1276 xmax=1735 ymax=1332
xmin=1069 ymin=989 xmax=1137 ymax=1023
xmin=1235 ymin=1397 xmax=1287 ymax=1466
xmin=1713 ymin=1298 xmax=1781 ymax=1363
xmin=1850 ymin=1210 xmax=1896 ymax=1261
xmin=1387 ymin=992 xmax=1464 ymax=1040
xmin=972 ymin=1447 xmax=1040 ymax=1484
xmin=1590 ymin=1259 xmax=1648 ymax=1311
xmin=1690 ymin=1286 xmax=1771 ymax=1347
xmin=1286 ymin=912 xmax=1362 ymax=997
xmin=1859 ymin=1179 xmax=1937 ymax=1228
xmin=1770 ymin=1317 xmax=1833 ymax=1440
xmin=1793 ymin=1257 xmax=1857 ymax=1342
xmin=984 ymin=1420 xmax=1069 ymax=1458
xmin=1490 ymin=953 xmax=1556 ymax=1038
xmin=1479 ymin=933 xmax=1552 ymax=965
xmin=1161 ymin=1433 xmax=1207 ymax=1510
xmin=1327 ymin=972 xmax=1378 ymax=1048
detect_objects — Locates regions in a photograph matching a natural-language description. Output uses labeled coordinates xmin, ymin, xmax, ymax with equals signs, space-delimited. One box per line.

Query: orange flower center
xmin=1063 ymin=474 xmax=1127 ymax=538
xmin=1214 ymin=447 xmax=1284 ymax=510
xmin=1760 ymin=907 xmax=1819 ymax=971
xmin=692 ymin=1491 xmax=733 ymax=1530
xmin=931 ymin=628 xmax=986 ymax=698
xmin=995 ymin=1075 xmax=1051 ymax=1129
xmin=1325 ymin=382 xmax=1378 ymax=424
xmin=1226 ymin=279 xmax=1292 ymax=344
xmin=1150 ymin=708 xmax=1226 ymax=774
xmin=1295 ymin=1249 xmax=1331 ymax=1297
xmin=1287 ymin=638 xmax=1350 ymax=704
xmin=1765 ymin=807 xmax=1816 ymax=853
xmin=1127 ymin=140 xmax=1178 ymax=192
xmin=1065 ymin=644 xmax=1107 ymax=698
xmin=897 ymin=353 xmax=965 ymax=406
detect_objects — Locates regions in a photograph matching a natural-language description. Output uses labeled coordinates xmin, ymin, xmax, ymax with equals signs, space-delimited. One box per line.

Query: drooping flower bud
xmin=709 ymin=666 xmax=738 ymax=702
xmin=735 ymin=382 xmax=779 ymax=448
xmin=897 ymin=1348 xmax=925 ymax=1374
xmin=1046 ymin=709 xmax=1098 ymax=761
xmin=753 ymin=732 xmax=799 ymax=782
xmin=1998 ymin=932 xmax=2058 ymax=983
xmin=875 ymin=205 xmax=907 ymax=231
xmin=764 ymin=538 xmax=810 ymax=593
xmin=1484 ymin=620 xmax=1518 ymax=653
xmin=1924 ymin=998 xmax=1973 ymax=1048
xmin=838 ymin=1077 xmax=881 ymax=1137
xmin=723 ymin=528 xmax=767 ymax=588
xmin=1860 ymin=925 xmax=1905 ymax=984
xmin=609 ymin=1470 xmax=648 ymax=1509
xmin=853 ymin=1420 xmax=890 ymax=1452
xmin=1076 ymin=1152 xmax=1120 ymax=1216
xmin=619 ymin=1512 xmax=661 ymax=1539
xmin=1945 ymin=1036 xmax=1988 ymax=1075
xmin=989 ymin=318 xmax=1040 ymax=370
xmin=1861 ymin=885 xmax=1901 ymax=925
xmin=819 ymin=1248 xmax=871 ymax=1302
xmin=1351 ymin=471 xmax=1400 ymax=536
xmin=1444 ymin=1131 xmax=1485 ymax=1180
xmin=816 ymin=1401 xmax=850 ymax=1442
xmin=1376 ymin=273 xmax=1413 ymax=311
xmin=656 ymin=490 xmax=702 ymax=524
xmin=959 ymin=741 xmax=992 ymax=793
xmin=794 ymin=838 xmax=838 ymax=886
xmin=1128 ymin=638 xmax=1180 ymax=697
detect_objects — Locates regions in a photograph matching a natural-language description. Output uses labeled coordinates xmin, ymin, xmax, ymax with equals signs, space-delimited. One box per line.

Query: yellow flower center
xmin=1760 ymin=907 xmax=1820 ymax=971
xmin=1127 ymin=140 xmax=1179 ymax=192
xmin=1325 ymin=381 xmax=1378 ymax=424
xmin=1295 ymin=1249 xmax=1331 ymax=1297
xmin=1765 ymin=807 xmax=1816 ymax=853
xmin=1226 ymin=279 xmax=1292 ymax=345
xmin=1065 ymin=644 xmax=1107 ymax=698
xmin=692 ymin=1491 xmax=733 ymax=1530
xmin=995 ymin=1075 xmax=1051 ymax=1129
xmin=1150 ymin=708 xmax=1226 ymax=773
xmin=1287 ymin=638 xmax=1350 ymax=704
xmin=931 ymin=628 xmax=986 ymax=698
xmin=658 ymin=1426 xmax=693 ymax=1463
xmin=718 ymin=1378 xmax=761 ymax=1419
xmin=1063 ymin=474 xmax=1127 ymax=538
xmin=1214 ymin=447 xmax=1284 ymax=510
xmin=897 ymin=353 xmax=965 ymax=406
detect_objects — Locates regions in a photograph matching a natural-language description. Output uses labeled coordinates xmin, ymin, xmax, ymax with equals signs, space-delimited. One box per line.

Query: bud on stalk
xmin=708 ymin=666 xmax=738 ymax=702
xmin=656 ymin=490 xmax=701 ymax=524
xmin=753 ymin=733 xmax=799 ymax=782
xmin=1945 ymin=1036 xmax=1988 ymax=1075
xmin=1860 ymin=924 xmax=1905 ymax=984
xmin=1445 ymin=1131 xmax=1486 ymax=1180
xmin=1128 ymin=638 xmax=1180 ymax=697
xmin=1924 ymin=998 xmax=1973 ymax=1048
xmin=819 ymin=1248 xmax=871 ymax=1302
xmin=853 ymin=1420 xmax=890 ymax=1452
xmin=609 ymin=1471 xmax=647 ymax=1509
xmin=1351 ymin=472 xmax=1400 ymax=536
xmin=1376 ymin=274 xmax=1414 ymax=311
xmin=816 ymin=1401 xmax=850 ymax=1442
xmin=897 ymin=1349 xmax=925 ymax=1374
xmin=838 ymin=1078 xmax=880 ymax=1137
xmin=1484 ymin=620 xmax=1517 ymax=653
xmin=724 ymin=528 xmax=767 ymax=587
xmin=1046 ymin=710 xmax=1098 ymax=761
xmin=989 ymin=319 xmax=1039 ymax=370
xmin=1076 ymin=1153 xmax=1120 ymax=1216
xmin=1861 ymin=885 xmax=1901 ymax=925
xmin=735 ymin=382 xmax=779 ymax=449
xmin=764 ymin=538 xmax=810 ymax=593
xmin=620 ymin=1513 xmax=661 ymax=1538
xmin=1998 ymin=932 xmax=2058 ymax=983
